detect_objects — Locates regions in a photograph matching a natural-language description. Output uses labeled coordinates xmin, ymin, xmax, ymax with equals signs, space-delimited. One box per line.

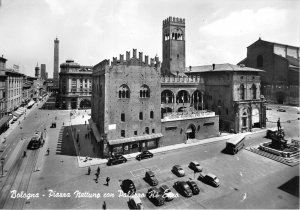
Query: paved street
xmin=0 ymin=103 xmax=299 ymax=209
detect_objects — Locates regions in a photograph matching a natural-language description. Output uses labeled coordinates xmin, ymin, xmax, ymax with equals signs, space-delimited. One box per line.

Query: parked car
xmin=188 ymin=161 xmax=203 ymax=172
xmin=128 ymin=195 xmax=144 ymax=209
xmin=277 ymin=108 xmax=286 ymax=112
xmin=145 ymin=171 xmax=158 ymax=186
xmin=107 ymin=155 xmax=127 ymax=166
xmin=136 ymin=150 xmax=153 ymax=160
xmin=121 ymin=179 xmax=136 ymax=195
xmin=198 ymin=173 xmax=220 ymax=187
xmin=172 ymin=165 xmax=185 ymax=177
xmin=159 ymin=185 xmax=175 ymax=201
xmin=173 ymin=181 xmax=192 ymax=197
xmin=146 ymin=187 xmax=165 ymax=206
xmin=186 ymin=181 xmax=200 ymax=195
xmin=266 ymin=107 xmax=272 ymax=110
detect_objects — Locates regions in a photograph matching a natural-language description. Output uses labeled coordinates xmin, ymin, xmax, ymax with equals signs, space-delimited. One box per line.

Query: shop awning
xmin=108 ymin=133 xmax=163 ymax=145
xmin=17 ymin=109 xmax=24 ymax=113
xmin=15 ymin=110 xmax=23 ymax=115
xmin=27 ymin=100 xmax=35 ymax=107
xmin=12 ymin=111 xmax=21 ymax=117
xmin=0 ymin=115 xmax=13 ymax=128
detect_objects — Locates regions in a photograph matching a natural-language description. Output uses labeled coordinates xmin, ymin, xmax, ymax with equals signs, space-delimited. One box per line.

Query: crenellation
xmin=139 ymin=52 xmax=143 ymax=61
xmin=126 ymin=51 xmax=130 ymax=61
xmin=120 ymin=54 xmax=124 ymax=63
xmin=145 ymin=55 xmax=149 ymax=65
xmin=133 ymin=49 xmax=137 ymax=59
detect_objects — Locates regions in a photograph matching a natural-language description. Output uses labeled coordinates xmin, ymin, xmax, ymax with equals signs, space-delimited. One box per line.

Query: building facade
xmin=186 ymin=64 xmax=267 ymax=133
xmin=238 ymin=38 xmax=299 ymax=105
xmin=5 ymin=69 xmax=24 ymax=113
xmin=59 ymin=60 xmax=92 ymax=109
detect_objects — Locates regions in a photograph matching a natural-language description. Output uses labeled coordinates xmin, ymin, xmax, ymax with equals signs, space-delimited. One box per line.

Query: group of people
xmin=87 ymin=166 xmax=110 ymax=186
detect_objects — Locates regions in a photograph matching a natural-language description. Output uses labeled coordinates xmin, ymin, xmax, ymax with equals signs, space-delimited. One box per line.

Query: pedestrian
xmin=95 ymin=172 xmax=99 ymax=183
xmin=85 ymin=121 xmax=86 ymax=125
xmin=87 ymin=166 xmax=91 ymax=175
xmin=277 ymin=118 xmax=281 ymax=131
xmin=23 ymin=151 xmax=27 ymax=157
xmin=106 ymin=177 xmax=110 ymax=186
xmin=97 ymin=166 xmax=100 ymax=175
xmin=102 ymin=201 xmax=106 ymax=210
xmin=47 ymin=148 xmax=50 ymax=155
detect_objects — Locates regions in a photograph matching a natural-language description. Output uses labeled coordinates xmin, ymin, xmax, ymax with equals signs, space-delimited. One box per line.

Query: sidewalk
xmin=75 ymin=126 xmax=277 ymax=168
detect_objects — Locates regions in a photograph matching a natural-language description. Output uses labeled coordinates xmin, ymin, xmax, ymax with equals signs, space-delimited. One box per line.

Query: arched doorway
xmin=252 ymin=108 xmax=260 ymax=127
xmin=186 ymin=124 xmax=196 ymax=139
xmin=80 ymin=99 xmax=91 ymax=109
xmin=276 ymin=92 xmax=286 ymax=104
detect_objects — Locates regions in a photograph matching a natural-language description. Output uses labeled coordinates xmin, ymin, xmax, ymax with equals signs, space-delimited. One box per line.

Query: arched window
xmin=121 ymin=130 xmax=125 ymax=137
xmin=150 ymin=111 xmax=154 ymax=119
xmin=145 ymin=127 xmax=149 ymax=134
xmin=177 ymin=90 xmax=189 ymax=103
xmin=118 ymin=84 xmax=130 ymax=99
xmin=252 ymin=84 xmax=257 ymax=99
xmin=121 ymin=113 xmax=125 ymax=122
xmin=161 ymin=90 xmax=174 ymax=103
xmin=240 ymin=84 xmax=245 ymax=100
xmin=257 ymin=55 xmax=263 ymax=68
xmin=140 ymin=85 xmax=150 ymax=98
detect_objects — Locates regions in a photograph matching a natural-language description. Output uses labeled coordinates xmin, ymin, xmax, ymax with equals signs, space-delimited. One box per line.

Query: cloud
xmin=199 ymin=7 xmax=287 ymax=37
xmin=44 ymin=0 xmax=65 ymax=15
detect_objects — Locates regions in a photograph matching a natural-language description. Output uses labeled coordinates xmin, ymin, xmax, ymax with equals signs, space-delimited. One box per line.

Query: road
xmin=25 ymin=130 xmax=299 ymax=209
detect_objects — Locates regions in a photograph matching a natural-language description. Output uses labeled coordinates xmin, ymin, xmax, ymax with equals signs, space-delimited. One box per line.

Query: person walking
xmin=47 ymin=148 xmax=50 ymax=155
xmin=95 ymin=172 xmax=99 ymax=183
xmin=106 ymin=177 xmax=110 ymax=186
xmin=277 ymin=118 xmax=281 ymax=131
xmin=87 ymin=166 xmax=91 ymax=175
xmin=97 ymin=166 xmax=100 ymax=175
xmin=102 ymin=201 xmax=106 ymax=210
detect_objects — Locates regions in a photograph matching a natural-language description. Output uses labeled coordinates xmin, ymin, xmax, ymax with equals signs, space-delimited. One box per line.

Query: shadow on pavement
xmin=278 ymin=176 xmax=299 ymax=198
xmin=56 ymin=126 xmax=77 ymax=156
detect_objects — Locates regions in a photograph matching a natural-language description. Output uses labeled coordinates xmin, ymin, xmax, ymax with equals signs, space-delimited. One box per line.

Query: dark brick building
xmin=238 ymin=38 xmax=299 ymax=105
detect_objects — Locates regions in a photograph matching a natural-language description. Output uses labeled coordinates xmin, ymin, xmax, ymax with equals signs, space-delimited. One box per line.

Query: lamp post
xmin=1 ymin=157 xmax=5 ymax=176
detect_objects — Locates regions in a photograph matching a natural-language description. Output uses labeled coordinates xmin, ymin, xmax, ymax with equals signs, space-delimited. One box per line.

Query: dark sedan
xmin=136 ymin=150 xmax=154 ymax=160
xmin=146 ymin=187 xmax=165 ymax=206
xmin=186 ymin=180 xmax=200 ymax=195
xmin=121 ymin=179 xmax=136 ymax=195
xmin=173 ymin=181 xmax=192 ymax=197
xmin=107 ymin=155 xmax=127 ymax=166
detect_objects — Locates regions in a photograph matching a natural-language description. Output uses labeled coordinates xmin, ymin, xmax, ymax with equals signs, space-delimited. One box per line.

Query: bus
xmin=225 ymin=134 xmax=246 ymax=155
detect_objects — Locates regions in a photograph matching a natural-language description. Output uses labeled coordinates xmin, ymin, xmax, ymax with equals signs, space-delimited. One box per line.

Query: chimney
xmin=126 ymin=51 xmax=130 ymax=61
xmin=212 ymin=64 xmax=215 ymax=70
xmin=145 ymin=55 xmax=149 ymax=65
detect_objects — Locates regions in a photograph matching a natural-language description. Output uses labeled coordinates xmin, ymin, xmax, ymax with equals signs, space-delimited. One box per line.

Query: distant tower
xmin=161 ymin=17 xmax=186 ymax=75
xmin=35 ymin=63 xmax=40 ymax=78
xmin=41 ymin=64 xmax=46 ymax=80
xmin=53 ymin=37 xmax=59 ymax=87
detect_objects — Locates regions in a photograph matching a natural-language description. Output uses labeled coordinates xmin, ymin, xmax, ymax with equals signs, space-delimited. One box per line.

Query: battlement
xmin=110 ymin=49 xmax=161 ymax=68
xmin=160 ymin=74 xmax=202 ymax=84
xmin=163 ymin=16 xmax=185 ymax=26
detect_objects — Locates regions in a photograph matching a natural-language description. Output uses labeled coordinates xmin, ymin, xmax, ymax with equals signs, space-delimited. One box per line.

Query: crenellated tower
xmin=161 ymin=17 xmax=186 ymax=75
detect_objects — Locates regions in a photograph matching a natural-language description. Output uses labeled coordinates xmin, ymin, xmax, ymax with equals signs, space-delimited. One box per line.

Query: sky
xmin=0 ymin=0 xmax=299 ymax=77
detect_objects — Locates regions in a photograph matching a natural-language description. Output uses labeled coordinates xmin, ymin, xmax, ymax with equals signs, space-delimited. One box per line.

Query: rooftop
xmin=185 ymin=63 xmax=264 ymax=74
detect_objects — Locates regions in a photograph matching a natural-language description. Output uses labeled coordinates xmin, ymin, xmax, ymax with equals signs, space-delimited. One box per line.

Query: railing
xmin=161 ymin=110 xmax=215 ymax=122
xmin=160 ymin=75 xmax=202 ymax=84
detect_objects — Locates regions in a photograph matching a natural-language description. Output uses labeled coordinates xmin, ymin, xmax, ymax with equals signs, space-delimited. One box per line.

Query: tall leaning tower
xmin=53 ymin=37 xmax=59 ymax=88
xmin=161 ymin=17 xmax=186 ymax=75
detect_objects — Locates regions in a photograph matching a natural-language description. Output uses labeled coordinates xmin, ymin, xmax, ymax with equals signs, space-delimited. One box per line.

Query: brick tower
xmin=53 ymin=37 xmax=59 ymax=88
xmin=161 ymin=17 xmax=186 ymax=75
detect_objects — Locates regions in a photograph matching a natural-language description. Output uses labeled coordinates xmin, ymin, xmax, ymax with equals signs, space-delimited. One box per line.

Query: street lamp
xmin=1 ymin=157 xmax=5 ymax=176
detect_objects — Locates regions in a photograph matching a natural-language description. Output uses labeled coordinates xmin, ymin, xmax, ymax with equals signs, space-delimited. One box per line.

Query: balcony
xmin=161 ymin=110 xmax=215 ymax=122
